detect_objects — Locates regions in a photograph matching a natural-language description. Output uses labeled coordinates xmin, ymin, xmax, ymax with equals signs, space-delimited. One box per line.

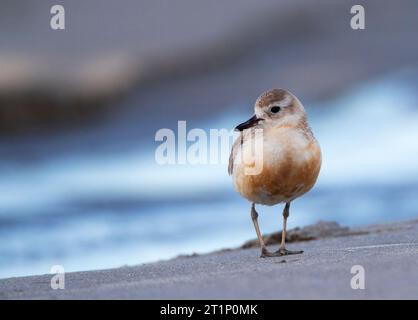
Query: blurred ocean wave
xmin=1 ymin=67 xmax=418 ymax=278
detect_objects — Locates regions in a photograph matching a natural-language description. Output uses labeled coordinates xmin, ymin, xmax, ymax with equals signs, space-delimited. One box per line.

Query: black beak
xmin=235 ymin=115 xmax=261 ymax=131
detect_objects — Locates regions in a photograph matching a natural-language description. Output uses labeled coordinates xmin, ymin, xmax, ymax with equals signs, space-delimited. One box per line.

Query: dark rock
xmin=240 ymin=221 xmax=361 ymax=249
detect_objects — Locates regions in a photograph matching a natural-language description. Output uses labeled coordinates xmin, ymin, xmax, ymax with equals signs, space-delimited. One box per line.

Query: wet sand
xmin=1 ymin=219 xmax=418 ymax=299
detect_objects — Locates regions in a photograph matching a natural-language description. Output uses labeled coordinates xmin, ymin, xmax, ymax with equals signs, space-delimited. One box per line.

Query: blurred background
xmin=1 ymin=0 xmax=418 ymax=278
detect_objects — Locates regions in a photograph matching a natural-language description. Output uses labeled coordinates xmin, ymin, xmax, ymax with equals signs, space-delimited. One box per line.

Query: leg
xmin=250 ymin=203 xmax=276 ymax=257
xmin=276 ymin=202 xmax=303 ymax=256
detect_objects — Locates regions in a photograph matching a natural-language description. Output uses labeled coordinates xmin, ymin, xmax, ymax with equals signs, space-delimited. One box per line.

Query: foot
xmin=260 ymin=247 xmax=279 ymax=258
xmin=260 ymin=247 xmax=303 ymax=257
xmin=275 ymin=248 xmax=304 ymax=256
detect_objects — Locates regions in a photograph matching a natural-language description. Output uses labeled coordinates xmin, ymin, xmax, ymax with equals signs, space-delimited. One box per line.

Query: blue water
xmin=1 ymin=68 xmax=418 ymax=278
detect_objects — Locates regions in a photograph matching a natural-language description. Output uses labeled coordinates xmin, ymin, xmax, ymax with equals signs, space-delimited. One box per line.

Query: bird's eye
xmin=270 ymin=106 xmax=281 ymax=113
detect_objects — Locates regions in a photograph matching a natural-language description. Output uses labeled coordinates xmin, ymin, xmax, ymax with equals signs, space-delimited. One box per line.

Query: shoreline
xmin=1 ymin=218 xmax=418 ymax=299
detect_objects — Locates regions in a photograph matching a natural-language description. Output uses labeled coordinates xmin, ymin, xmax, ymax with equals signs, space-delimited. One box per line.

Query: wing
xmin=228 ymin=134 xmax=242 ymax=175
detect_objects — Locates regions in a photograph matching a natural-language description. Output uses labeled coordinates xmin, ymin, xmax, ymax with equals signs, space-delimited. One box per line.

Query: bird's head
xmin=235 ymin=89 xmax=306 ymax=131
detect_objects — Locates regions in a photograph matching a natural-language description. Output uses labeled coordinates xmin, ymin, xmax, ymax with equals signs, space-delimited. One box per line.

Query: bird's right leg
xmin=250 ymin=203 xmax=276 ymax=257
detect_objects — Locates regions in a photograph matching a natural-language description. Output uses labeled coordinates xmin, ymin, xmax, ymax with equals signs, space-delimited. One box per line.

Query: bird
xmin=228 ymin=88 xmax=321 ymax=257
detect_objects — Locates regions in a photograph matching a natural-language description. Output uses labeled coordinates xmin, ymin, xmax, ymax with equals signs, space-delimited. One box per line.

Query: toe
xmin=276 ymin=249 xmax=304 ymax=256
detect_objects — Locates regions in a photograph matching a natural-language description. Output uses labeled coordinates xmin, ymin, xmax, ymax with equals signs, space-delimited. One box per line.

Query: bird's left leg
xmin=275 ymin=202 xmax=304 ymax=256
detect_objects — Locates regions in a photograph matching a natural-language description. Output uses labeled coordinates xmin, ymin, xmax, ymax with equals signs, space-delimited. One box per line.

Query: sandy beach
xmin=1 ymin=219 xmax=417 ymax=299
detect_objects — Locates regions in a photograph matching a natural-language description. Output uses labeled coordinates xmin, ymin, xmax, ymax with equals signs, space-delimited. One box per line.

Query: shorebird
xmin=229 ymin=89 xmax=321 ymax=257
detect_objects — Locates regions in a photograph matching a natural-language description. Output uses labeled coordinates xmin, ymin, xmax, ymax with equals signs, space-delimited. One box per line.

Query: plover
xmin=229 ymin=89 xmax=321 ymax=257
